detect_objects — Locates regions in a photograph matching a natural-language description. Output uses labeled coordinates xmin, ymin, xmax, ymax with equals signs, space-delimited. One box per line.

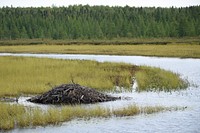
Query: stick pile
xmin=27 ymin=83 xmax=120 ymax=104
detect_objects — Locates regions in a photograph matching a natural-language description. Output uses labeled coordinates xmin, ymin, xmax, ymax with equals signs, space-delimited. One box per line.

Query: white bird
xmin=132 ymin=77 xmax=138 ymax=92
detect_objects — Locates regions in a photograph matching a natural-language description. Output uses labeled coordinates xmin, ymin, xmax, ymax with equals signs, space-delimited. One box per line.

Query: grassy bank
xmin=0 ymin=102 xmax=185 ymax=131
xmin=0 ymin=37 xmax=200 ymax=58
xmin=0 ymin=56 xmax=188 ymax=97
xmin=0 ymin=44 xmax=200 ymax=58
xmin=135 ymin=66 xmax=189 ymax=92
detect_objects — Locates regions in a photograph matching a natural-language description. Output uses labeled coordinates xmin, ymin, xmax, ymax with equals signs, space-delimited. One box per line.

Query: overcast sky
xmin=0 ymin=0 xmax=200 ymax=8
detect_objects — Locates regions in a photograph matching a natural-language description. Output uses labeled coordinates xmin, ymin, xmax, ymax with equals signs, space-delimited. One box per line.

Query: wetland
xmin=0 ymin=53 xmax=199 ymax=132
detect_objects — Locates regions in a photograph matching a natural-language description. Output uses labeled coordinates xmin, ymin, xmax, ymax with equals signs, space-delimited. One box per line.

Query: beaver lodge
xmin=27 ymin=83 xmax=120 ymax=104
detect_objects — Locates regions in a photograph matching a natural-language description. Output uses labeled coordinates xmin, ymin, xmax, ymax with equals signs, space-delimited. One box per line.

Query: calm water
xmin=1 ymin=53 xmax=200 ymax=133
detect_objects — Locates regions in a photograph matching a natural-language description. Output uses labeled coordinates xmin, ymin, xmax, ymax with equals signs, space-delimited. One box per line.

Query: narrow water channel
xmin=1 ymin=53 xmax=200 ymax=133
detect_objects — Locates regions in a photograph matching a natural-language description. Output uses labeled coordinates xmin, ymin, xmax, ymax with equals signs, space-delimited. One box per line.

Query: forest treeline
xmin=0 ymin=5 xmax=200 ymax=40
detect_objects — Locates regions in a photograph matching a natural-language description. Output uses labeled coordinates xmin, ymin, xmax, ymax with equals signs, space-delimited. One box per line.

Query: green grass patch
xmin=135 ymin=66 xmax=189 ymax=92
xmin=0 ymin=102 xmax=185 ymax=131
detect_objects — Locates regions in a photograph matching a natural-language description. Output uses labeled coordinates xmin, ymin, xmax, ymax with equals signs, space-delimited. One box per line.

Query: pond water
xmin=1 ymin=53 xmax=200 ymax=133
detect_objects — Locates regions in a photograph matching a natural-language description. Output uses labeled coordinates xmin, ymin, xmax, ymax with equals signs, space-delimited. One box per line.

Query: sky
xmin=0 ymin=0 xmax=200 ymax=8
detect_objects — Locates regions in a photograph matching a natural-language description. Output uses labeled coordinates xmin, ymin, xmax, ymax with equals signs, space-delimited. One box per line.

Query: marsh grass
xmin=0 ymin=103 xmax=25 ymax=130
xmin=0 ymin=37 xmax=199 ymax=46
xmin=17 ymin=112 xmax=32 ymax=128
xmin=0 ymin=56 xmax=134 ymax=97
xmin=113 ymin=105 xmax=140 ymax=117
xmin=0 ymin=103 xmax=185 ymax=131
xmin=135 ymin=66 xmax=189 ymax=92
xmin=0 ymin=56 xmax=188 ymax=97
xmin=0 ymin=43 xmax=200 ymax=58
xmin=141 ymin=106 xmax=167 ymax=114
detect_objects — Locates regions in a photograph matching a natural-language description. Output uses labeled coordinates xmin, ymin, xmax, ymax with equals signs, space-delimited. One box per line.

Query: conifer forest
xmin=0 ymin=5 xmax=199 ymax=40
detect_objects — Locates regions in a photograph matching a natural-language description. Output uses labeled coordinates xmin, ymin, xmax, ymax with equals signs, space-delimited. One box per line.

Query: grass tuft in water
xmin=113 ymin=105 xmax=140 ymax=117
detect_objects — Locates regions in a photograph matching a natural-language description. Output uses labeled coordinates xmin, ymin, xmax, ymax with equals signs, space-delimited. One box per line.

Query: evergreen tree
xmin=0 ymin=5 xmax=199 ymax=40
